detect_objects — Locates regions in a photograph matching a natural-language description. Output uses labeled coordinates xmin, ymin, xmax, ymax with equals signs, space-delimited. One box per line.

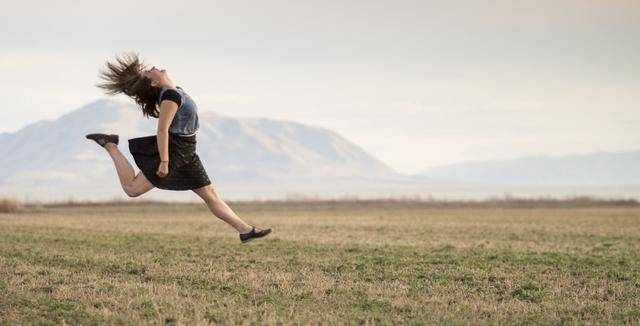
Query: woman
xmin=86 ymin=52 xmax=271 ymax=243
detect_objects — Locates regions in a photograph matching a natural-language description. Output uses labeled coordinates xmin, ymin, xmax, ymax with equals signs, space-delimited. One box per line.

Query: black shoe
xmin=85 ymin=133 xmax=119 ymax=147
xmin=240 ymin=225 xmax=272 ymax=243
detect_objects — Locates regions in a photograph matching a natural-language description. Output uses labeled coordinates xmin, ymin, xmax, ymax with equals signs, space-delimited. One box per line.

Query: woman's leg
xmin=104 ymin=143 xmax=154 ymax=197
xmin=192 ymin=184 xmax=255 ymax=233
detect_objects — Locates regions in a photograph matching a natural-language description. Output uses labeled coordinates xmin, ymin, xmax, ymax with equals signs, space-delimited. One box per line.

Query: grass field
xmin=1 ymin=199 xmax=640 ymax=324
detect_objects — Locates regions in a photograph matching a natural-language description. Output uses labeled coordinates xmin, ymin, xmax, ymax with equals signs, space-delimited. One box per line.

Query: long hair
xmin=95 ymin=51 xmax=160 ymax=118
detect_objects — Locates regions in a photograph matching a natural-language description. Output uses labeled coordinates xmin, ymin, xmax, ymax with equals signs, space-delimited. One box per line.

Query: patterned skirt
xmin=128 ymin=133 xmax=212 ymax=191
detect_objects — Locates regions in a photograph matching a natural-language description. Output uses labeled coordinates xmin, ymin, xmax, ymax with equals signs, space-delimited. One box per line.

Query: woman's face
xmin=141 ymin=66 xmax=168 ymax=86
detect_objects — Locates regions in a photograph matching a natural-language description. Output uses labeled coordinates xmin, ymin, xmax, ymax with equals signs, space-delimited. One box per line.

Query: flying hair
xmin=95 ymin=51 xmax=161 ymax=118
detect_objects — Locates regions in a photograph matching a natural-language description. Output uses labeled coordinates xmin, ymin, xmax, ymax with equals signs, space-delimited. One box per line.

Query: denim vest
xmin=157 ymin=86 xmax=199 ymax=136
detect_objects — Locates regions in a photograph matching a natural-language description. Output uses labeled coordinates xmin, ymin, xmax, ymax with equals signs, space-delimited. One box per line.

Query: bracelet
xmin=160 ymin=160 xmax=169 ymax=162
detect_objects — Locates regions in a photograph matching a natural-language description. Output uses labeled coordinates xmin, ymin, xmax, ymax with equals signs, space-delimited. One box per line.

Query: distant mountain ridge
xmin=0 ymin=99 xmax=398 ymax=199
xmin=1 ymin=98 xmax=638 ymax=201
xmin=418 ymin=150 xmax=640 ymax=186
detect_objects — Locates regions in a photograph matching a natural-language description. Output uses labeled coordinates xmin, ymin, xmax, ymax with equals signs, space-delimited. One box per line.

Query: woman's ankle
xmin=104 ymin=143 xmax=118 ymax=150
xmin=239 ymin=225 xmax=254 ymax=234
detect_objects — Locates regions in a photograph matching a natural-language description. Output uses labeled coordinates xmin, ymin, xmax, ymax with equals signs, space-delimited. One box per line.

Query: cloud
xmin=0 ymin=53 xmax=59 ymax=71
xmin=197 ymin=93 xmax=259 ymax=105
xmin=0 ymin=1 xmax=638 ymax=174
xmin=461 ymin=0 xmax=639 ymax=29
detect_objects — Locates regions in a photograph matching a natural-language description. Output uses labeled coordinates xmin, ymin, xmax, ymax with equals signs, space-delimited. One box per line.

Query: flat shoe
xmin=86 ymin=133 xmax=119 ymax=147
xmin=240 ymin=225 xmax=272 ymax=243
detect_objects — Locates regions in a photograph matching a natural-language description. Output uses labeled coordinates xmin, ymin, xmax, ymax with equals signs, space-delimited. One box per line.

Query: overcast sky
xmin=1 ymin=0 xmax=638 ymax=173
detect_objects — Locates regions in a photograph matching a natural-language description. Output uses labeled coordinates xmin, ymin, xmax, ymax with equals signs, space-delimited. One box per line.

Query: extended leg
xmin=192 ymin=184 xmax=255 ymax=233
xmin=104 ymin=143 xmax=154 ymax=197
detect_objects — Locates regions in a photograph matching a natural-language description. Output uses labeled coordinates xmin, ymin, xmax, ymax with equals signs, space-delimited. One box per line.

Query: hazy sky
xmin=1 ymin=0 xmax=638 ymax=173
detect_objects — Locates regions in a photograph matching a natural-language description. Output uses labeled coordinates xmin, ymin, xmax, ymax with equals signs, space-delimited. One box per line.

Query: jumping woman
xmin=85 ymin=52 xmax=271 ymax=243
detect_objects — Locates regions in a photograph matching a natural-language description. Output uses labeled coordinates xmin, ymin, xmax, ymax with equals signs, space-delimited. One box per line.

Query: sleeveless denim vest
xmin=157 ymin=86 xmax=199 ymax=136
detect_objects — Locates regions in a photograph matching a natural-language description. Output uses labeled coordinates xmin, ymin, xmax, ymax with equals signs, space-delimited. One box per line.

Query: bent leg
xmin=104 ymin=143 xmax=154 ymax=197
xmin=123 ymin=172 xmax=154 ymax=197
xmin=193 ymin=184 xmax=253 ymax=233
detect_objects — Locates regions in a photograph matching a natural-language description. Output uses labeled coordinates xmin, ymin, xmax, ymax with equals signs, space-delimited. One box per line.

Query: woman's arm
xmin=156 ymin=100 xmax=179 ymax=177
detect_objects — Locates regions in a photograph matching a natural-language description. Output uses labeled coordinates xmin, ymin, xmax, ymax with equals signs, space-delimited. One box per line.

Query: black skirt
xmin=128 ymin=133 xmax=212 ymax=191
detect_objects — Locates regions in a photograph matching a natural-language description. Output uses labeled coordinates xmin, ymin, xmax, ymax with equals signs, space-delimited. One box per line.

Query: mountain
xmin=418 ymin=151 xmax=640 ymax=186
xmin=0 ymin=99 xmax=399 ymax=200
xmin=2 ymin=98 xmax=638 ymax=201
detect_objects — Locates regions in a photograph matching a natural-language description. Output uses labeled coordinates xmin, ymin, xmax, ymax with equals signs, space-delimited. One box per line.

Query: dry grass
xmin=28 ymin=195 xmax=640 ymax=209
xmin=0 ymin=199 xmax=21 ymax=213
xmin=1 ymin=200 xmax=640 ymax=324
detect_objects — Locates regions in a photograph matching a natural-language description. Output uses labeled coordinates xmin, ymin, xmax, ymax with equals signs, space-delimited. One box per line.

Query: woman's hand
xmin=157 ymin=161 xmax=169 ymax=178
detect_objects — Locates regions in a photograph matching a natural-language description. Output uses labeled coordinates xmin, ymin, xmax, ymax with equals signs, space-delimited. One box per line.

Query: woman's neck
xmin=158 ymin=78 xmax=176 ymax=89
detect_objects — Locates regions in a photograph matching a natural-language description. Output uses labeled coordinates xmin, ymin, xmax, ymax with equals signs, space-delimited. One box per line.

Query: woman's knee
xmin=202 ymin=187 xmax=222 ymax=204
xmin=123 ymin=173 xmax=152 ymax=198
xmin=123 ymin=184 xmax=143 ymax=198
